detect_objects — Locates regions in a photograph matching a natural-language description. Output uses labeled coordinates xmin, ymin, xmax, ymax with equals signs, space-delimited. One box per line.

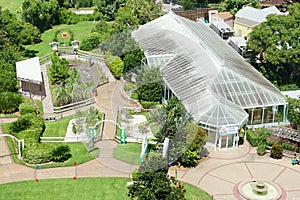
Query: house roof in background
xmin=235 ymin=6 xmax=281 ymax=23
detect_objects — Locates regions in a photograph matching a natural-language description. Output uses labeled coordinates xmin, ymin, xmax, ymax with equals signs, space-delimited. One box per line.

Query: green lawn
xmin=26 ymin=21 xmax=96 ymax=57
xmin=37 ymin=143 xmax=98 ymax=169
xmin=43 ymin=115 xmax=74 ymax=137
xmin=1 ymin=121 xmax=98 ymax=168
xmin=0 ymin=0 xmax=23 ymax=16
xmin=0 ymin=178 xmax=211 ymax=200
xmin=114 ymin=143 xmax=141 ymax=165
xmin=35 ymin=100 xmax=44 ymax=115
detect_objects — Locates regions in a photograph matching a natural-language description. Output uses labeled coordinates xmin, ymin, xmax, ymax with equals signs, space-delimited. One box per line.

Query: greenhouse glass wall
xmin=132 ymin=12 xmax=288 ymax=149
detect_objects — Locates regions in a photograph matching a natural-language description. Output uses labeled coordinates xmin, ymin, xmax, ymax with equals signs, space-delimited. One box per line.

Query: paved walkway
xmin=40 ymin=62 xmax=54 ymax=114
xmin=169 ymin=141 xmax=300 ymax=200
xmin=1 ymin=71 xmax=300 ymax=199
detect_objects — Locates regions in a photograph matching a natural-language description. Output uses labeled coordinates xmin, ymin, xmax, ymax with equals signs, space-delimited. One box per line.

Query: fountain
xmin=235 ymin=179 xmax=285 ymax=200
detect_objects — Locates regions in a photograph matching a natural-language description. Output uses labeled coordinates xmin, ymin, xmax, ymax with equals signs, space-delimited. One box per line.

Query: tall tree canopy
xmin=22 ymin=0 xmax=60 ymax=32
xmin=247 ymin=3 xmax=300 ymax=87
xmin=128 ymin=155 xmax=186 ymax=200
xmin=219 ymin=0 xmax=259 ymax=14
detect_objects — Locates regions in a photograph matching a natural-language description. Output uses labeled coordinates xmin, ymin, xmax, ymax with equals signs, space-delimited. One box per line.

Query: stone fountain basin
xmin=237 ymin=179 xmax=284 ymax=200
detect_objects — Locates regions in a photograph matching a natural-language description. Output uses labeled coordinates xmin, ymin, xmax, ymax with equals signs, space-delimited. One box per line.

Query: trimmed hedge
xmin=23 ymin=144 xmax=53 ymax=164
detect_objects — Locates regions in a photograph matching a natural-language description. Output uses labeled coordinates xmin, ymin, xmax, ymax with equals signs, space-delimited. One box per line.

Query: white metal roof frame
xmin=132 ymin=12 xmax=287 ymax=129
xmin=16 ymin=57 xmax=42 ymax=84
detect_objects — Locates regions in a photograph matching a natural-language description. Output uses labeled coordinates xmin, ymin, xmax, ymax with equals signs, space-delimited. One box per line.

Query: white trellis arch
xmin=88 ymin=120 xmax=125 ymax=143
xmin=0 ymin=134 xmax=24 ymax=158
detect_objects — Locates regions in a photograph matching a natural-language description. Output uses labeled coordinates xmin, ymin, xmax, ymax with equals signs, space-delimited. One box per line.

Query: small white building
xmin=16 ymin=57 xmax=43 ymax=99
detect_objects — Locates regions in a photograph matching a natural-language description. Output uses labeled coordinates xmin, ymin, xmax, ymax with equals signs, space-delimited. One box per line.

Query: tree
xmin=48 ymin=52 xmax=70 ymax=85
xmin=0 ymin=92 xmax=23 ymax=114
xmin=22 ymin=0 xmax=60 ymax=32
xmin=96 ymin=0 xmax=127 ymax=21
xmin=114 ymin=6 xmax=140 ymax=33
xmin=123 ymin=49 xmax=144 ymax=73
xmin=128 ymin=155 xmax=186 ymax=200
xmin=247 ymin=3 xmax=300 ymax=87
xmin=80 ymin=32 xmax=102 ymax=51
xmin=108 ymin=56 xmax=124 ymax=79
xmin=219 ymin=0 xmax=259 ymax=14
xmin=126 ymin=0 xmax=162 ymax=25
xmin=136 ymin=66 xmax=164 ymax=102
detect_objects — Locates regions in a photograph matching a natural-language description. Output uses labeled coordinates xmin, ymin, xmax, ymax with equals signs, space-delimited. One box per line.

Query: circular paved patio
xmin=170 ymin=142 xmax=300 ymax=200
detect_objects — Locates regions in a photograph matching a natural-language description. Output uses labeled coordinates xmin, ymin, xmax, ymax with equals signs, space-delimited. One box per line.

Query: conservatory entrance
xmin=215 ymin=126 xmax=239 ymax=149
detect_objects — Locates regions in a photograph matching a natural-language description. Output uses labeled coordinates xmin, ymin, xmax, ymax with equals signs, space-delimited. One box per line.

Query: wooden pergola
xmin=16 ymin=57 xmax=43 ymax=100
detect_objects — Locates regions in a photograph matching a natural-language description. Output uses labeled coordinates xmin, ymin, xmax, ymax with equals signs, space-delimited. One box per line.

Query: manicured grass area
xmin=0 ymin=0 xmax=23 ymax=16
xmin=113 ymin=143 xmax=141 ymax=165
xmin=0 ymin=178 xmax=211 ymax=200
xmin=37 ymin=143 xmax=98 ymax=169
xmin=1 ymin=122 xmax=98 ymax=168
xmin=43 ymin=115 xmax=74 ymax=137
xmin=0 ymin=114 xmax=19 ymax=119
xmin=35 ymin=100 xmax=44 ymax=115
xmin=184 ymin=183 xmax=212 ymax=200
xmin=26 ymin=21 xmax=96 ymax=57
xmin=1 ymin=123 xmax=11 ymax=134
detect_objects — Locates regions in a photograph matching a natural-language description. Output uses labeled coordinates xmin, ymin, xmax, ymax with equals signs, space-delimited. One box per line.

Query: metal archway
xmin=0 ymin=134 xmax=24 ymax=158
xmin=88 ymin=120 xmax=126 ymax=143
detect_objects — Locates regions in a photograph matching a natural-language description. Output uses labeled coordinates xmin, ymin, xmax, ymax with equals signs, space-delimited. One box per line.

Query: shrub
xmin=246 ymin=129 xmax=259 ymax=147
xmin=140 ymin=101 xmax=159 ymax=109
xmin=137 ymin=83 xmax=162 ymax=102
xmin=51 ymin=145 xmax=72 ymax=162
xmin=22 ymin=144 xmax=53 ymax=164
xmin=131 ymin=92 xmax=138 ymax=100
xmin=132 ymin=168 xmax=139 ymax=181
xmin=108 ymin=56 xmax=124 ymax=79
xmin=178 ymin=150 xmax=200 ymax=167
xmin=10 ymin=117 xmax=32 ymax=133
xmin=271 ymin=143 xmax=283 ymax=159
xmin=0 ymin=92 xmax=23 ymax=114
xmin=257 ymin=143 xmax=266 ymax=156
xmin=19 ymin=101 xmax=36 ymax=115
xmin=80 ymin=32 xmax=101 ymax=51
xmin=72 ymin=123 xmax=77 ymax=134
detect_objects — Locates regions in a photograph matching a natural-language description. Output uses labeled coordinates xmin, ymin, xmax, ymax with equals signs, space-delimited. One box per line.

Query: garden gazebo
xmin=16 ymin=57 xmax=43 ymax=100
xmin=132 ymin=12 xmax=288 ymax=149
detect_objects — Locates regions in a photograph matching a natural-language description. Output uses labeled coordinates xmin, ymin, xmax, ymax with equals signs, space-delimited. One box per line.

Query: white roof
xmin=235 ymin=6 xmax=281 ymax=23
xmin=132 ymin=12 xmax=287 ymax=129
xmin=229 ymin=37 xmax=247 ymax=47
xmin=16 ymin=57 xmax=42 ymax=84
xmin=281 ymin=90 xmax=300 ymax=99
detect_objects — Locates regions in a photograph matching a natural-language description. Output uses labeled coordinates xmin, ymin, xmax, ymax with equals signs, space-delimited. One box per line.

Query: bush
xmin=140 ymin=101 xmax=159 ymax=109
xmin=271 ymin=143 xmax=283 ymax=159
xmin=19 ymin=101 xmax=36 ymax=115
xmin=178 ymin=150 xmax=200 ymax=167
xmin=108 ymin=56 xmax=124 ymax=79
xmin=10 ymin=117 xmax=32 ymax=133
xmin=80 ymin=32 xmax=101 ymax=51
xmin=0 ymin=92 xmax=23 ymax=114
xmin=22 ymin=144 xmax=53 ymax=164
xmin=51 ymin=145 xmax=72 ymax=162
xmin=131 ymin=92 xmax=138 ymax=100
xmin=246 ymin=129 xmax=259 ymax=147
xmin=132 ymin=168 xmax=139 ymax=181
xmin=257 ymin=143 xmax=266 ymax=156
xmin=137 ymin=83 xmax=162 ymax=102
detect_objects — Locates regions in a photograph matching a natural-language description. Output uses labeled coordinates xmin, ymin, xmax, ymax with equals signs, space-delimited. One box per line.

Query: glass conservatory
xmin=132 ymin=12 xmax=288 ymax=149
